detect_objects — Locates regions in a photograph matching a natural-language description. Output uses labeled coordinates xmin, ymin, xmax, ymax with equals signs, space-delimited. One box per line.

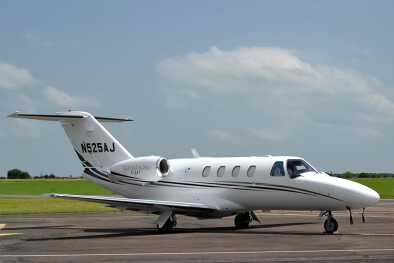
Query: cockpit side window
xmin=270 ymin=161 xmax=285 ymax=177
xmin=287 ymin=159 xmax=316 ymax=178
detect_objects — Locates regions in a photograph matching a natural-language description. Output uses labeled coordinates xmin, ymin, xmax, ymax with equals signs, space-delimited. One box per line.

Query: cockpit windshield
xmin=287 ymin=159 xmax=317 ymax=178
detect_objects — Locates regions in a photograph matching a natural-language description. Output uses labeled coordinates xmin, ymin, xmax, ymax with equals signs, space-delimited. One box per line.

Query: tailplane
xmin=8 ymin=111 xmax=133 ymax=170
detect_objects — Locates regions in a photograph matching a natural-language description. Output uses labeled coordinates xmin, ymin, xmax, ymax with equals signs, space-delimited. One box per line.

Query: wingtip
xmin=7 ymin=111 xmax=20 ymax=118
xmin=42 ymin=193 xmax=56 ymax=198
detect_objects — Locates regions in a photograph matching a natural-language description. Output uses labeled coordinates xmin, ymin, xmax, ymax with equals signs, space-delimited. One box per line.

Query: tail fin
xmin=8 ymin=111 xmax=133 ymax=169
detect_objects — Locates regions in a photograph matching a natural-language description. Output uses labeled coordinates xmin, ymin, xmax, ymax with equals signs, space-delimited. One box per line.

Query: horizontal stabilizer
xmin=8 ymin=112 xmax=133 ymax=123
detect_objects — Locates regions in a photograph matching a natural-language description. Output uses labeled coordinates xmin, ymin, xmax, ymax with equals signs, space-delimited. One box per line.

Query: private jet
xmin=8 ymin=111 xmax=380 ymax=234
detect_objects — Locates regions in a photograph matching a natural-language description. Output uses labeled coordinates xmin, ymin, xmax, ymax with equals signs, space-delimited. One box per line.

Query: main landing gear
xmin=234 ymin=211 xmax=261 ymax=229
xmin=156 ymin=210 xmax=177 ymax=233
xmin=322 ymin=211 xmax=338 ymax=234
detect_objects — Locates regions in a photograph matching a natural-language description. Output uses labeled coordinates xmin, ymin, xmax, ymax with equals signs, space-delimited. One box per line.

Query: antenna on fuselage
xmin=191 ymin=148 xmax=200 ymax=158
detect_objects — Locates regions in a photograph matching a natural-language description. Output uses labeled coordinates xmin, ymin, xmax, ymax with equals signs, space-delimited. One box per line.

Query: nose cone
xmin=346 ymin=180 xmax=380 ymax=208
xmin=361 ymin=186 xmax=380 ymax=207
xmin=291 ymin=174 xmax=381 ymax=210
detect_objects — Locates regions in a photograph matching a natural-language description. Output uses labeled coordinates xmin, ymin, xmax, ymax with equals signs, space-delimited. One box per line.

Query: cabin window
xmin=202 ymin=166 xmax=211 ymax=177
xmin=247 ymin=165 xmax=256 ymax=177
xmin=232 ymin=166 xmax=240 ymax=177
xmin=270 ymin=161 xmax=285 ymax=176
xmin=217 ymin=166 xmax=225 ymax=177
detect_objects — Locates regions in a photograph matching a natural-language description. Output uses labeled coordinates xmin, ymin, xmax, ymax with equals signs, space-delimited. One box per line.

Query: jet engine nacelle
xmin=109 ymin=156 xmax=170 ymax=185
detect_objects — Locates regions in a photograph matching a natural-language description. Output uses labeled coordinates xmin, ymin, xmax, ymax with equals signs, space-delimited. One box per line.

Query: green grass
xmin=0 ymin=179 xmax=116 ymax=215
xmin=0 ymin=179 xmax=113 ymax=195
xmin=0 ymin=196 xmax=117 ymax=215
xmin=352 ymin=178 xmax=394 ymax=199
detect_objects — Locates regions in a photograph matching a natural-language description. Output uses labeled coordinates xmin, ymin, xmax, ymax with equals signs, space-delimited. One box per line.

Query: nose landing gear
xmin=322 ymin=211 xmax=338 ymax=234
xmin=346 ymin=206 xmax=354 ymax=224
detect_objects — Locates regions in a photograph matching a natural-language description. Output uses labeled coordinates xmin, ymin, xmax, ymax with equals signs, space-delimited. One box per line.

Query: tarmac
xmin=0 ymin=200 xmax=394 ymax=262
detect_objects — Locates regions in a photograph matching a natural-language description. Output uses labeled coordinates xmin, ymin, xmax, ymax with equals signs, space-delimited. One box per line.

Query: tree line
xmin=3 ymin=169 xmax=78 ymax=179
xmin=332 ymin=171 xmax=394 ymax=178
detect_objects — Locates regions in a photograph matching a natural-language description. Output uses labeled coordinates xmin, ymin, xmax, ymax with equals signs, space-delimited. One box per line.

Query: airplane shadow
xmin=5 ymin=225 xmax=73 ymax=231
xmin=25 ymin=222 xmax=334 ymax=242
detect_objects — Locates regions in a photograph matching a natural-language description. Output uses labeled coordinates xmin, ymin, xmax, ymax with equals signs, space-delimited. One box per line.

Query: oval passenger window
xmin=247 ymin=165 xmax=256 ymax=177
xmin=202 ymin=166 xmax=211 ymax=177
xmin=217 ymin=166 xmax=225 ymax=177
xmin=232 ymin=166 xmax=240 ymax=177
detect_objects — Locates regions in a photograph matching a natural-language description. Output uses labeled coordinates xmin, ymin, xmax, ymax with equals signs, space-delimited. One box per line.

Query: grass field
xmin=352 ymin=178 xmax=394 ymax=199
xmin=0 ymin=179 xmax=113 ymax=195
xmin=0 ymin=179 xmax=115 ymax=215
xmin=0 ymin=196 xmax=117 ymax=214
xmin=0 ymin=178 xmax=393 ymax=215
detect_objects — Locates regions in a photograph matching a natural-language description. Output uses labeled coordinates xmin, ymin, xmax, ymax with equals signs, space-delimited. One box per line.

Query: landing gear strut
xmin=156 ymin=211 xmax=177 ymax=233
xmin=234 ymin=212 xmax=252 ymax=229
xmin=160 ymin=215 xmax=176 ymax=232
xmin=323 ymin=211 xmax=338 ymax=234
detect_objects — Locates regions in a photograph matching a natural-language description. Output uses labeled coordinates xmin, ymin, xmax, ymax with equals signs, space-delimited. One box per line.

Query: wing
xmin=50 ymin=194 xmax=217 ymax=216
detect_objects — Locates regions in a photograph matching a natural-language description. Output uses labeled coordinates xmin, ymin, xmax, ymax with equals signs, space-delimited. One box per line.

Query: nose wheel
xmin=323 ymin=211 xmax=338 ymax=234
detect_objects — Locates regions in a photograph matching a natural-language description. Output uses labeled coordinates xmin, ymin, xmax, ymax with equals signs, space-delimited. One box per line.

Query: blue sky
xmin=1 ymin=0 xmax=394 ymax=176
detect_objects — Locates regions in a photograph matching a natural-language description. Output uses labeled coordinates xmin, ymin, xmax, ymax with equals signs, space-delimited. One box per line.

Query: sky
xmin=1 ymin=0 xmax=394 ymax=177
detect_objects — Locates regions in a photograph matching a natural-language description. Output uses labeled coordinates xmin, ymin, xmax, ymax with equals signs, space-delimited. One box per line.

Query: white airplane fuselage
xmin=91 ymin=156 xmax=380 ymax=218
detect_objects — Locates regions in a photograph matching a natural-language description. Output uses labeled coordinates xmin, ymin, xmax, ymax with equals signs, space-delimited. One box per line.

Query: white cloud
xmin=158 ymin=46 xmax=394 ymax=118
xmin=313 ymin=120 xmax=383 ymax=140
xmin=43 ymin=86 xmax=100 ymax=109
xmin=7 ymin=94 xmax=40 ymax=138
xmin=207 ymin=129 xmax=236 ymax=142
xmin=207 ymin=128 xmax=288 ymax=144
xmin=16 ymin=93 xmax=37 ymax=111
xmin=0 ymin=62 xmax=99 ymax=110
xmin=163 ymin=88 xmax=200 ymax=109
xmin=247 ymin=128 xmax=288 ymax=142
xmin=0 ymin=63 xmax=36 ymax=89
xmin=353 ymin=126 xmax=383 ymax=139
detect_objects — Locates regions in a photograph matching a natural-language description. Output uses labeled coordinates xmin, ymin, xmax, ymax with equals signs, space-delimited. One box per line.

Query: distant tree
xmin=359 ymin=172 xmax=367 ymax=178
xmin=7 ymin=169 xmax=31 ymax=179
xmin=342 ymin=171 xmax=354 ymax=178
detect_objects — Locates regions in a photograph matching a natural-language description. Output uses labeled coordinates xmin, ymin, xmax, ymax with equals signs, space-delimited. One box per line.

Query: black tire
xmin=324 ymin=217 xmax=338 ymax=234
xmin=234 ymin=213 xmax=251 ymax=229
